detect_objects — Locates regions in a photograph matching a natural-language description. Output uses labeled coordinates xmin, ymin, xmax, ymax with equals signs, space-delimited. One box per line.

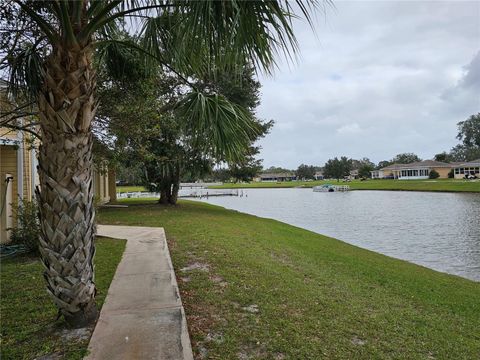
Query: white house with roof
xmin=453 ymin=159 xmax=480 ymax=179
xmin=258 ymin=172 xmax=296 ymax=182
xmin=371 ymin=160 xmax=454 ymax=180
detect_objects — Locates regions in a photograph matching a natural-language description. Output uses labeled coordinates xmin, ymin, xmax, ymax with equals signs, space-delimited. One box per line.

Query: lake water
xmin=193 ymin=189 xmax=480 ymax=281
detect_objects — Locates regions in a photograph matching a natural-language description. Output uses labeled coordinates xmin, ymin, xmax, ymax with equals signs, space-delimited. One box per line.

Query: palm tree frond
xmin=169 ymin=0 xmax=320 ymax=75
xmin=14 ymin=0 xmax=58 ymax=43
xmin=177 ymin=91 xmax=262 ymax=162
xmin=7 ymin=42 xmax=44 ymax=101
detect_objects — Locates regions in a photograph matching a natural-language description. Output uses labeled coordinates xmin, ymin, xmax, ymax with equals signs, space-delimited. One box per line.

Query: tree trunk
xmin=159 ymin=188 xmax=169 ymax=204
xmin=168 ymin=170 xmax=180 ymax=205
xmin=168 ymin=181 xmax=179 ymax=205
xmin=108 ymin=169 xmax=117 ymax=202
xmin=36 ymin=44 xmax=98 ymax=327
xmin=158 ymin=181 xmax=170 ymax=204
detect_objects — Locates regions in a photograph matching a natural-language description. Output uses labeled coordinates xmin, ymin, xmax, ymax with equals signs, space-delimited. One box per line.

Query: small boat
xmin=313 ymin=184 xmax=335 ymax=192
xmin=313 ymin=184 xmax=350 ymax=192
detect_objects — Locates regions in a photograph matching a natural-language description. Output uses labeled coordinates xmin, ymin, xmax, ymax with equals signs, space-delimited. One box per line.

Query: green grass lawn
xmin=210 ymin=178 xmax=480 ymax=192
xmin=99 ymin=200 xmax=480 ymax=359
xmin=116 ymin=185 xmax=146 ymax=193
xmin=1 ymin=237 xmax=126 ymax=360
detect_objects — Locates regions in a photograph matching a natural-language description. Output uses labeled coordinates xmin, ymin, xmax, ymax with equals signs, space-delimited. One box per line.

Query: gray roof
xmin=260 ymin=172 xmax=295 ymax=178
xmin=455 ymin=159 xmax=480 ymax=167
xmin=381 ymin=160 xmax=452 ymax=171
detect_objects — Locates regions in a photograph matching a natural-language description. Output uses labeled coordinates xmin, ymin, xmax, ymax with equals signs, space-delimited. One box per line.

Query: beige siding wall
xmin=0 ymin=145 xmax=19 ymax=203
xmin=0 ymin=138 xmax=37 ymax=243
xmin=0 ymin=145 xmax=17 ymax=243
xmin=23 ymin=143 xmax=33 ymax=200
xmin=1 ymin=145 xmax=111 ymax=244
xmin=432 ymin=167 xmax=451 ymax=179
xmin=93 ymin=168 xmax=110 ymax=204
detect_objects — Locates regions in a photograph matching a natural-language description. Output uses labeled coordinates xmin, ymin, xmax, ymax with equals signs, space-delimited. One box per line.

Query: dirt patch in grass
xmin=180 ymin=262 xmax=210 ymax=272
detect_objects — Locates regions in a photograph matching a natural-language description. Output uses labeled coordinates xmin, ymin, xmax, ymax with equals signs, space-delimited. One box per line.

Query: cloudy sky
xmin=255 ymin=1 xmax=480 ymax=169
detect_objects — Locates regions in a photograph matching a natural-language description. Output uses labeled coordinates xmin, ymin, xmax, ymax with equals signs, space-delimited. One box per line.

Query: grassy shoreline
xmin=208 ymin=178 xmax=480 ymax=193
xmin=117 ymin=179 xmax=480 ymax=194
xmin=99 ymin=200 xmax=480 ymax=359
xmin=1 ymin=237 xmax=126 ymax=359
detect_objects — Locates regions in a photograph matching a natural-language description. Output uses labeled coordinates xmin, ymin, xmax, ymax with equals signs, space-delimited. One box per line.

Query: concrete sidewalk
xmin=87 ymin=225 xmax=193 ymax=360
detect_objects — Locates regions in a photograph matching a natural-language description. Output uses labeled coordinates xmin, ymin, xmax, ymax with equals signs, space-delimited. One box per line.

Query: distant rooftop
xmin=381 ymin=160 xmax=452 ymax=170
xmin=260 ymin=172 xmax=295 ymax=178
xmin=456 ymin=159 xmax=480 ymax=167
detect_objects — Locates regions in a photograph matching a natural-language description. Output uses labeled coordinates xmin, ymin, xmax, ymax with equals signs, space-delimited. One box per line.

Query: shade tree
xmin=296 ymin=164 xmax=316 ymax=180
xmin=323 ymin=156 xmax=352 ymax=181
xmin=2 ymin=0 xmax=319 ymax=326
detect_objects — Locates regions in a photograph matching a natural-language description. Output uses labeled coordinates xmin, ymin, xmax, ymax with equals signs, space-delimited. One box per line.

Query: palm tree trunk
xmin=36 ymin=44 xmax=98 ymax=327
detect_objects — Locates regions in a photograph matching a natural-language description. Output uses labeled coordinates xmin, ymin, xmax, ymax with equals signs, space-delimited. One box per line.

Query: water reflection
xmin=194 ymin=189 xmax=480 ymax=281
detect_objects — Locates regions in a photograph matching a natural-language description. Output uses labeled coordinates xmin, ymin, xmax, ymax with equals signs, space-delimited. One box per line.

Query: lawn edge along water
xmin=98 ymin=200 xmax=480 ymax=359
xmin=207 ymin=179 xmax=480 ymax=193
xmin=116 ymin=180 xmax=480 ymax=193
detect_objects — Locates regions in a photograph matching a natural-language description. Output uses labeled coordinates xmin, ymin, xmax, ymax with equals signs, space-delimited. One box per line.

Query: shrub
xmin=429 ymin=169 xmax=440 ymax=179
xmin=448 ymin=169 xmax=454 ymax=178
xmin=9 ymin=199 xmax=41 ymax=254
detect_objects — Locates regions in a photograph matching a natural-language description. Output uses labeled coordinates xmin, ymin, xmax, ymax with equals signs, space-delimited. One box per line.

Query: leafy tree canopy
xmin=296 ymin=164 xmax=316 ymax=180
xmin=448 ymin=113 xmax=480 ymax=161
xmin=323 ymin=156 xmax=352 ymax=180
xmin=263 ymin=166 xmax=293 ymax=174
xmin=95 ymin=49 xmax=271 ymax=200
xmin=456 ymin=113 xmax=480 ymax=149
xmin=434 ymin=152 xmax=451 ymax=162
xmin=391 ymin=153 xmax=421 ymax=164
xmin=358 ymin=163 xmax=374 ymax=178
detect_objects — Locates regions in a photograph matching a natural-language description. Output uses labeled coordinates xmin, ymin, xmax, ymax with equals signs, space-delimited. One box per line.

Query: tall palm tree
xmin=3 ymin=0 xmax=319 ymax=327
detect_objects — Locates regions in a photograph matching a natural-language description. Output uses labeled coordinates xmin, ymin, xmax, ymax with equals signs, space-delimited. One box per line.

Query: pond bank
xmin=207 ymin=179 xmax=480 ymax=193
xmin=192 ymin=188 xmax=480 ymax=281
xmin=99 ymin=200 xmax=480 ymax=359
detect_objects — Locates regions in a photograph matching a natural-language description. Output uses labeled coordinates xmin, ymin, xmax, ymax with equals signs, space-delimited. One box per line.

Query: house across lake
xmin=371 ymin=160 xmax=455 ymax=180
xmin=257 ymin=172 xmax=296 ymax=182
xmin=452 ymin=159 xmax=480 ymax=179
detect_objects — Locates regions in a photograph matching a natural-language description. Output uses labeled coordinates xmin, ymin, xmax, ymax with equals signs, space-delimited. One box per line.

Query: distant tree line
xmin=116 ymin=112 xmax=480 ymax=184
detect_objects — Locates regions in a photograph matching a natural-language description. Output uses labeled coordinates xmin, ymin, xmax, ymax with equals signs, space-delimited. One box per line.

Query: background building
xmin=1 ymin=84 xmax=113 ymax=243
xmin=453 ymin=159 xmax=480 ymax=179
xmin=371 ymin=160 xmax=454 ymax=180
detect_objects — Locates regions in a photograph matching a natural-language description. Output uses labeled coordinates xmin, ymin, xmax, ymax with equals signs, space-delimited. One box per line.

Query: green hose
xmin=0 ymin=244 xmax=28 ymax=259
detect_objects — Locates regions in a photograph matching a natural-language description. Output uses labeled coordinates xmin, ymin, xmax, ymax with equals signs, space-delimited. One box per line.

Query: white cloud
xmin=337 ymin=123 xmax=362 ymax=134
xmin=255 ymin=1 xmax=480 ymax=168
